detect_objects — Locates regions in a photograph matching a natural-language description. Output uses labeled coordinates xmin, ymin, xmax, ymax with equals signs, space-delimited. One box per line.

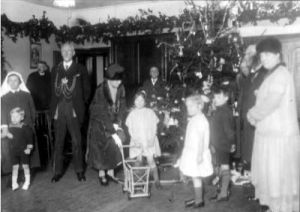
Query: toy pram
xmin=120 ymin=145 xmax=151 ymax=200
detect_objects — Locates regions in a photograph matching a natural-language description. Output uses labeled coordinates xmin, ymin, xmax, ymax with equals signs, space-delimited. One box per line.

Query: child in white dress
xmin=178 ymin=94 xmax=213 ymax=208
xmin=126 ymin=91 xmax=162 ymax=188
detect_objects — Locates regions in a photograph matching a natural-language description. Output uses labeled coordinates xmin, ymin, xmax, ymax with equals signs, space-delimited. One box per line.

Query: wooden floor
xmin=1 ymin=163 xmax=261 ymax=212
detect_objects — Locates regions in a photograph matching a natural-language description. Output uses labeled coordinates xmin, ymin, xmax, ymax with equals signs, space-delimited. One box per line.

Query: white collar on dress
xmin=10 ymin=88 xmax=21 ymax=93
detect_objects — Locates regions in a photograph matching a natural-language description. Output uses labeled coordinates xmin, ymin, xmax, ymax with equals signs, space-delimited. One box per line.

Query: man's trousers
xmin=53 ymin=100 xmax=83 ymax=175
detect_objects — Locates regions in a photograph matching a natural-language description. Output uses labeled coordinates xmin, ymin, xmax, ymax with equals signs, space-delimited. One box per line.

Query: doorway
xmin=75 ymin=48 xmax=110 ymax=97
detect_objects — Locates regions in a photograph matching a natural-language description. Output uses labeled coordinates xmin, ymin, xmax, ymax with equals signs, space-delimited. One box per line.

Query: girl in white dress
xmin=126 ymin=91 xmax=162 ymax=188
xmin=178 ymin=94 xmax=213 ymax=208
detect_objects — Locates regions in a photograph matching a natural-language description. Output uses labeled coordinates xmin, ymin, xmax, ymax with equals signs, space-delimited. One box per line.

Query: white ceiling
xmin=21 ymin=0 xmax=171 ymax=9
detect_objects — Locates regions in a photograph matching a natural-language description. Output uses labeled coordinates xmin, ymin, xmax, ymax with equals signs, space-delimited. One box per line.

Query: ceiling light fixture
xmin=53 ymin=0 xmax=75 ymax=8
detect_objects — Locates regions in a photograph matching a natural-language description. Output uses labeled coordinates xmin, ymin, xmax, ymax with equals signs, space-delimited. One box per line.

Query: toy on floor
xmin=120 ymin=145 xmax=151 ymax=200
xmin=231 ymin=162 xmax=251 ymax=186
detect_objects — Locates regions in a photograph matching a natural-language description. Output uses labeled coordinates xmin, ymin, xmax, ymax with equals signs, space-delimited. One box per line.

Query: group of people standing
xmin=1 ymin=42 xmax=167 ymax=189
xmin=176 ymin=37 xmax=300 ymax=212
xmin=1 ymin=43 xmax=91 ymax=186
xmin=1 ymin=37 xmax=299 ymax=212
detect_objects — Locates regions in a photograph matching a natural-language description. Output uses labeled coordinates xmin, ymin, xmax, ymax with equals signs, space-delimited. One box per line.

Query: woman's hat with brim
xmin=256 ymin=37 xmax=282 ymax=54
xmin=105 ymin=63 xmax=124 ymax=80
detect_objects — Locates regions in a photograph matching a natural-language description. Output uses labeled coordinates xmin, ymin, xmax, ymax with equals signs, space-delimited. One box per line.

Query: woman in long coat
xmin=1 ymin=71 xmax=40 ymax=174
xmin=247 ymin=37 xmax=299 ymax=212
xmin=86 ymin=64 xmax=127 ymax=185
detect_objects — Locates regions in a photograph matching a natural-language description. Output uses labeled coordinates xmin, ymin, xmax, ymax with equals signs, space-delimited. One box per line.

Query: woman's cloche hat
xmin=105 ymin=63 xmax=124 ymax=80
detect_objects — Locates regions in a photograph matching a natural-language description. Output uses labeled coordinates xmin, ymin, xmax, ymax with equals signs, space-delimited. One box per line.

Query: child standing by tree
xmin=210 ymin=86 xmax=236 ymax=201
xmin=125 ymin=91 xmax=162 ymax=188
xmin=178 ymin=94 xmax=213 ymax=208
xmin=1 ymin=107 xmax=34 ymax=190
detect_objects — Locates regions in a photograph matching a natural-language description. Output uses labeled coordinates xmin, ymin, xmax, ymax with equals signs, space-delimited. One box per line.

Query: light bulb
xmin=179 ymin=46 xmax=184 ymax=57
xmin=206 ymin=38 xmax=212 ymax=44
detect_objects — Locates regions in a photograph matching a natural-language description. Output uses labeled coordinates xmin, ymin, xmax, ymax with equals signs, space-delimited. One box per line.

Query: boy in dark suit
xmin=2 ymin=107 xmax=34 ymax=190
xmin=210 ymin=85 xmax=235 ymax=201
xmin=50 ymin=42 xmax=90 ymax=182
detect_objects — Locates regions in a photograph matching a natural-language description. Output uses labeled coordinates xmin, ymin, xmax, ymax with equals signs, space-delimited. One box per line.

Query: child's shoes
xmin=193 ymin=201 xmax=205 ymax=208
xmin=22 ymin=182 xmax=30 ymax=190
xmin=210 ymin=194 xmax=229 ymax=202
xmin=12 ymin=182 xmax=19 ymax=191
xmin=184 ymin=199 xmax=205 ymax=208
xmin=184 ymin=199 xmax=195 ymax=208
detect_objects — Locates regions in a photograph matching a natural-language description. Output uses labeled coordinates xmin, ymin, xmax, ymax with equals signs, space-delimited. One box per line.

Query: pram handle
xmin=119 ymin=144 xmax=142 ymax=162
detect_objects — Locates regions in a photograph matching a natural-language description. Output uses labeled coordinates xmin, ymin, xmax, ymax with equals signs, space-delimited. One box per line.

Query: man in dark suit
xmin=26 ymin=61 xmax=52 ymax=111
xmin=141 ymin=66 xmax=166 ymax=103
xmin=50 ymin=42 xmax=90 ymax=182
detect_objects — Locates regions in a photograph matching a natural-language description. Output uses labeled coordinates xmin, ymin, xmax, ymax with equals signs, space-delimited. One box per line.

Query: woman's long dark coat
xmin=86 ymin=81 xmax=127 ymax=170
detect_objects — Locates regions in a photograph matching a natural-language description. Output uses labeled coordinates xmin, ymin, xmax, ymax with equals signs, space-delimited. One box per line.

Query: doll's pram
xmin=120 ymin=145 xmax=151 ymax=200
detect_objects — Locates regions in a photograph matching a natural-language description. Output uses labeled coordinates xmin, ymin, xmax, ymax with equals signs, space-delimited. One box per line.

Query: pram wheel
xmin=127 ymin=193 xmax=131 ymax=200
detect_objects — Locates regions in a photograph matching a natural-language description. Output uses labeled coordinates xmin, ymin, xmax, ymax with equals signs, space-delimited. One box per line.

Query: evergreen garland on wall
xmin=1 ymin=0 xmax=299 ymax=81
xmin=1 ymin=1 xmax=300 ymax=44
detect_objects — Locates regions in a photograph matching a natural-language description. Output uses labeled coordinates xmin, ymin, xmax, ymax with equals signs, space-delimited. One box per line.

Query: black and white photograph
xmin=1 ymin=0 xmax=300 ymax=212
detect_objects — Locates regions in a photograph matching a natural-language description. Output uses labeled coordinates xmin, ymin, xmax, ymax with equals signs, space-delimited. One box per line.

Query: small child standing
xmin=2 ymin=107 xmax=34 ymax=190
xmin=178 ymin=94 xmax=213 ymax=208
xmin=125 ymin=91 xmax=162 ymax=188
xmin=210 ymin=86 xmax=235 ymax=201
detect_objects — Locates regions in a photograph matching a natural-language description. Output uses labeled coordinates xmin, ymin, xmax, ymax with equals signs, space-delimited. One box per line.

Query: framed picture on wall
xmin=30 ymin=42 xmax=41 ymax=68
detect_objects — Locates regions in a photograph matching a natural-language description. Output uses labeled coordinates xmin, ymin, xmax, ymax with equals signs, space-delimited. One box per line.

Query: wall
xmin=280 ymin=36 xmax=300 ymax=116
xmin=1 ymin=0 xmax=72 ymax=26
xmin=2 ymin=34 xmax=59 ymax=81
xmin=1 ymin=0 xmax=66 ymax=81
xmin=74 ymin=1 xmax=186 ymax=25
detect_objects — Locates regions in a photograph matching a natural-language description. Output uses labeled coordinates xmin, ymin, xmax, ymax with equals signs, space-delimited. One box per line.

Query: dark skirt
xmin=85 ymin=119 xmax=122 ymax=170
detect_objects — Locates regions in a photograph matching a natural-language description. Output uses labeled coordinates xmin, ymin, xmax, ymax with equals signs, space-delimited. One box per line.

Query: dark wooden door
xmin=75 ymin=48 xmax=109 ymax=98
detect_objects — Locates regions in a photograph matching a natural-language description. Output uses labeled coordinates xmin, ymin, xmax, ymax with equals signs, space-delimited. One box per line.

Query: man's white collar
xmin=63 ymin=61 xmax=73 ymax=68
xmin=152 ymin=78 xmax=157 ymax=84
